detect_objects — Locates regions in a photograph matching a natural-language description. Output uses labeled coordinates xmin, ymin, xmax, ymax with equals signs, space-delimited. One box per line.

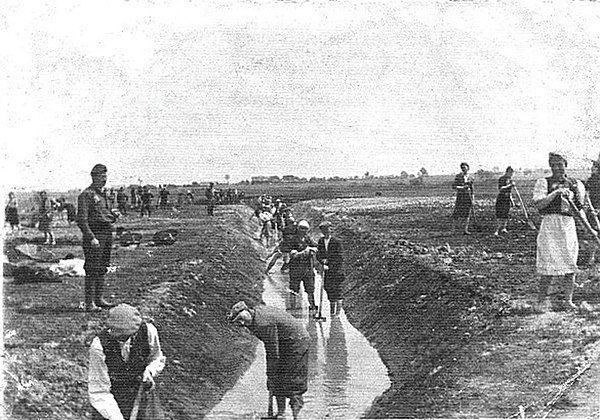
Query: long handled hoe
xmin=586 ymin=195 xmax=600 ymax=233
xmin=129 ymin=384 xmax=144 ymax=420
xmin=513 ymin=185 xmax=537 ymax=230
xmin=468 ymin=190 xmax=484 ymax=232
xmin=314 ymin=267 xmax=327 ymax=322
xmin=567 ymin=196 xmax=600 ymax=248
xmin=260 ymin=391 xmax=277 ymax=420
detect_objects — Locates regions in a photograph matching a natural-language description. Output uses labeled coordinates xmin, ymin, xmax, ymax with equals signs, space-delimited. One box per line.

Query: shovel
xmin=513 ymin=185 xmax=537 ymax=230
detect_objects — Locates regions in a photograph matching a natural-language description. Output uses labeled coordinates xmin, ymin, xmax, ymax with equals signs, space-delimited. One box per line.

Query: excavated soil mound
xmin=293 ymin=197 xmax=600 ymax=418
xmin=3 ymin=205 xmax=266 ymax=419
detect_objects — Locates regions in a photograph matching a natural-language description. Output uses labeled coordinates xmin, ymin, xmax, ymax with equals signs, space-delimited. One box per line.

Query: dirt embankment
xmin=5 ymin=197 xmax=600 ymax=419
xmin=294 ymin=197 xmax=600 ymax=418
xmin=3 ymin=205 xmax=266 ymax=419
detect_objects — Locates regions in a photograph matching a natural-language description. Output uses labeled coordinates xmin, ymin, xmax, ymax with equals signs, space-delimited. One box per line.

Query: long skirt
xmin=270 ymin=336 xmax=309 ymax=397
xmin=5 ymin=206 xmax=19 ymax=226
xmin=536 ymin=214 xmax=578 ymax=275
xmin=324 ymin=270 xmax=345 ymax=301
xmin=38 ymin=213 xmax=52 ymax=232
xmin=452 ymin=190 xmax=472 ymax=219
xmin=495 ymin=194 xmax=511 ymax=219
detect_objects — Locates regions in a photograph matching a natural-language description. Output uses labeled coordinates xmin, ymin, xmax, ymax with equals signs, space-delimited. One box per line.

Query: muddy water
xmin=207 ymin=263 xmax=390 ymax=419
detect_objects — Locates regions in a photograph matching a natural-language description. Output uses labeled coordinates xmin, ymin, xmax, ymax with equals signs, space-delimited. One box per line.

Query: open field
xmin=3 ymin=177 xmax=600 ymax=418
xmin=292 ymin=194 xmax=600 ymax=418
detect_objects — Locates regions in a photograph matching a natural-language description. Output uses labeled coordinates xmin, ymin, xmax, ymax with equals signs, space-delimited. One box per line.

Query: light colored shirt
xmin=324 ymin=237 xmax=331 ymax=252
xmin=88 ymin=323 xmax=165 ymax=420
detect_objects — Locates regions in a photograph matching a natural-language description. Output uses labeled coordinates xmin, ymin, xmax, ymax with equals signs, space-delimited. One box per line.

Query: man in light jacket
xmin=89 ymin=304 xmax=165 ymax=420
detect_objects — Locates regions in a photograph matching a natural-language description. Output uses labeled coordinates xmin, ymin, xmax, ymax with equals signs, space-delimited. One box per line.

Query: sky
xmin=2 ymin=0 xmax=600 ymax=191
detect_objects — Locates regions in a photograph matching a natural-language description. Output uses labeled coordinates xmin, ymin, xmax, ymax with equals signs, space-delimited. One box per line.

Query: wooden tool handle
xmin=129 ymin=384 xmax=144 ymax=420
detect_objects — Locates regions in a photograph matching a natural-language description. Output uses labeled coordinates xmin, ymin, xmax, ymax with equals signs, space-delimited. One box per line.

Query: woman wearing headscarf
xmin=533 ymin=152 xmax=597 ymax=310
xmin=494 ymin=166 xmax=515 ymax=236
xmin=228 ymin=301 xmax=309 ymax=420
xmin=451 ymin=162 xmax=474 ymax=235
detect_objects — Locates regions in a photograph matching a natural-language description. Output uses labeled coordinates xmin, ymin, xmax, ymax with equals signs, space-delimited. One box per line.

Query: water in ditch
xmin=207 ymin=261 xmax=390 ymax=419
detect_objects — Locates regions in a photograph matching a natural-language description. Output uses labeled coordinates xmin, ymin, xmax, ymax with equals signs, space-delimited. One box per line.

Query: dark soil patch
xmin=293 ymin=197 xmax=600 ymax=418
xmin=3 ymin=205 xmax=266 ymax=419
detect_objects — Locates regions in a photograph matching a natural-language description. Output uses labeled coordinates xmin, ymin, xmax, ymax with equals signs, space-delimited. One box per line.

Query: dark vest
xmin=94 ymin=323 xmax=150 ymax=419
xmin=539 ymin=176 xmax=581 ymax=216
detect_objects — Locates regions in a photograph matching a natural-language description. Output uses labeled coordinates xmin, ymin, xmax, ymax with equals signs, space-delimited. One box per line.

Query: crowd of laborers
xmin=6 ymin=152 xmax=600 ymax=420
xmin=452 ymin=151 xmax=600 ymax=312
xmin=2 ymin=164 xmax=334 ymax=419
xmin=4 ymin=183 xmax=247 ymax=242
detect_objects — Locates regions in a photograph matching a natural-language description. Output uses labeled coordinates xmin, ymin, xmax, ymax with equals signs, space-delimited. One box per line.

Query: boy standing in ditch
xmin=316 ymin=221 xmax=346 ymax=316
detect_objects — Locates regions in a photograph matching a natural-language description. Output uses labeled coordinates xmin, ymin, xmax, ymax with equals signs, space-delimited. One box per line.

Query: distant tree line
xmin=249 ymin=168 xmax=430 ymax=185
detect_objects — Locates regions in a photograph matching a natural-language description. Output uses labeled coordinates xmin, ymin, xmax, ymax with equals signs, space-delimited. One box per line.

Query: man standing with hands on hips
xmin=316 ymin=221 xmax=346 ymax=316
xmin=77 ymin=164 xmax=120 ymax=312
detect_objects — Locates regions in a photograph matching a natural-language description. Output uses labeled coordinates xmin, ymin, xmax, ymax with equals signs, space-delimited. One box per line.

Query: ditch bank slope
xmin=3 ymin=205 xmax=266 ymax=419
xmin=294 ymin=198 xmax=600 ymax=418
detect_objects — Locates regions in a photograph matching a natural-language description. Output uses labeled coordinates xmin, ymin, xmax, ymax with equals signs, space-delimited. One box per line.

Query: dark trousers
xmin=83 ymin=231 xmax=113 ymax=277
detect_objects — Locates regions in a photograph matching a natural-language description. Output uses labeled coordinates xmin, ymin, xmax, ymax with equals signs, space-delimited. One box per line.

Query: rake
xmin=513 ymin=185 xmax=537 ymax=230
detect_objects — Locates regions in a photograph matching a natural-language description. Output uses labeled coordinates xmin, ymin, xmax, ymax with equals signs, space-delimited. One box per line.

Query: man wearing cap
xmin=228 ymin=301 xmax=309 ymax=420
xmin=316 ymin=221 xmax=346 ymax=316
xmin=77 ymin=164 xmax=120 ymax=311
xmin=281 ymin=220 xmax=318 ymax=311
xmin=89 ymin=304 xmax=165 ymax=420
xmin=533 ymin=152 xmax=598 ymax=311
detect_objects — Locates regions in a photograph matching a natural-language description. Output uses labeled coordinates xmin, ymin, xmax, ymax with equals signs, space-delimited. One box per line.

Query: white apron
xmin=536 ymin=214 xmax=579 ymax=275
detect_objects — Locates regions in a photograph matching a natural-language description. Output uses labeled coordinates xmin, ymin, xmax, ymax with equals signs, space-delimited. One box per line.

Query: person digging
xmin=281 ymin=220 xmax=318 ymax=312
xmin=89 ymin=304 xmax=166 ymax=420
xmin=228 ymin=301 xmax=309 ymax=420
